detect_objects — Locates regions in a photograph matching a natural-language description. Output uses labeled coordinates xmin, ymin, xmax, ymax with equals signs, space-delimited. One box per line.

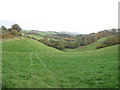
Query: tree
xmin=1 ymin=26 xmax=7 ymax=31
xmin=12 ymin=24 xmax=22 ymax=32
xmin=58 ymin=39 xmax=65 ymax=50
xmin=109 ymin=28 xmax=116 ymax=35
xmin=8 ymin=28 xmax=12 ymax=32
xmin=42 ymin=36 xmax=48 ymax=44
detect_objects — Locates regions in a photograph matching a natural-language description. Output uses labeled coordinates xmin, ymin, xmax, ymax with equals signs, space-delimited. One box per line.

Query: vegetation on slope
xmin=2 ymin=37 xmax=118 ymax=88
xmin=0 ymin=24 xmax=22 ymax=39
xmin=96 ymin=35 xmax=120 ymax=49
xmin=1 ymin=24 xmax=119 ymax=88
xmin=26 ymin=28 xmax=120 ymax=51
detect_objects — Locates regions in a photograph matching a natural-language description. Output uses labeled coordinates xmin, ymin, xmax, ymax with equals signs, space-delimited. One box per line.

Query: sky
xmin=0 ymin=0 xmax=119 ymax=34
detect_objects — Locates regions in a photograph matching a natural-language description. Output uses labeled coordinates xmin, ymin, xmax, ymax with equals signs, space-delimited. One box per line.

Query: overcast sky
xmin=0 ymin=0 xmax=119 ymax=34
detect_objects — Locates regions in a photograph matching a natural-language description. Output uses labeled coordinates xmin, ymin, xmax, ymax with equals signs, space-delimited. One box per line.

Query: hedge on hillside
xmin=96 ymin=35 xmax=120 ymax=49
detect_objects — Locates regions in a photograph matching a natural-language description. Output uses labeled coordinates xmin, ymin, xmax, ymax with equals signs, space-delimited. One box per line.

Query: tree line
xmin=96 ymin=34 xmax=120 ymax=49
xmin=75 ymin=28 xmax=119 ymax=48
xmin=28 ymin=36 xmax=66 ymax=51
xmin=38 ymin=28 xmax=120 ymax=50
xmin=0 ymin=24 xmax=22 ymax=38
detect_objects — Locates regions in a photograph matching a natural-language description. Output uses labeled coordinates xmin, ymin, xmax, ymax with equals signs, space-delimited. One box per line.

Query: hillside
xmin=2 ymin=37 xmax=118 ymax=88
xmin=67 ymin=37 xmax=108 ymax=52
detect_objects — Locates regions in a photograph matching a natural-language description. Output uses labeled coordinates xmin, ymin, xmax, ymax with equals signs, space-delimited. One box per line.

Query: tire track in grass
xmin=30 ymin=50 xmax=51 ymax=88
xmin=35 ymin=50 xmax=60 ymax=88
xmin=29 ymin=52 xmax=34 ymax=88
xmin=30 ymin=52 xmax=33 ymax=67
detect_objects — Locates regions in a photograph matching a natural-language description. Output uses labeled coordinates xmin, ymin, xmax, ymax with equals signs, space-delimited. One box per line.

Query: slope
xmin=2 ymin=37 xmax=118 ymax=88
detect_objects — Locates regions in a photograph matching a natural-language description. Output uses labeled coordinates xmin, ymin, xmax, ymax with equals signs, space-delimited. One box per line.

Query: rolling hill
xmin=2 ymin=37 xmax=118 ymax=88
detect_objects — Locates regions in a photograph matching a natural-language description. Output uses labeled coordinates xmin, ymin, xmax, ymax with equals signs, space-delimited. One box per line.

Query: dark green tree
xmin=12 ymin=24 xmax=22 ymax=32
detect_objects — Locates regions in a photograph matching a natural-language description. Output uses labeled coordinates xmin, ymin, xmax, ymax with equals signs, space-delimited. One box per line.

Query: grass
xmin=28 ymin=34 xmax=59 ymax=41
xmin=21 ymin=30 xmax=57 ymax=36
xmin=67 ymin=37 xmax=108 ymax=52
xmin=0 ymin=35 xmax=1 ymax=89
xmin=28 ymin=34 xmax=43 ymax=39
xmin=2 ymin=37 xmax=118 ymax=88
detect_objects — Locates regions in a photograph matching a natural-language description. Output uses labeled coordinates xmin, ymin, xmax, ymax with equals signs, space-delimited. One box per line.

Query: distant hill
xmin=58 ymin=31 xmax=79 ymax=36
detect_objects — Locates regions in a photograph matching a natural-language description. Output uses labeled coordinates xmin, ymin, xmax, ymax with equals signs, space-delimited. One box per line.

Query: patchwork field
xmin=2 ymin=37 xmax=118 ymax=88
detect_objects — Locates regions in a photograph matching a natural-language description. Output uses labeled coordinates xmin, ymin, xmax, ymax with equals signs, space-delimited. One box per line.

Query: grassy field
xmin=0 ymin=37 xmax=1 ymax=89
xmin=28 ymin=34 xmax=43 ymax=39
xmin=2 ymin=37 xmax=118 ymax=88
xmin=21 ymin=30 xmax=57 ymax=36
xmin=28 ymin=34 xmax=59 ymax=41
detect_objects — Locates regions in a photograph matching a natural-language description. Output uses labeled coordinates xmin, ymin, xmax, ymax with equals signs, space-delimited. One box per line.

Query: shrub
xmin=11 ymin=30 xmax=17 ymax=35
xmin=2 ymin=34 xmax=14 ymax=38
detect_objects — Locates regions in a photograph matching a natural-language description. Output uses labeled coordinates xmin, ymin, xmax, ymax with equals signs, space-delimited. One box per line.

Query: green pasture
xmin=2 ymin=37 xmax=118 ymax=88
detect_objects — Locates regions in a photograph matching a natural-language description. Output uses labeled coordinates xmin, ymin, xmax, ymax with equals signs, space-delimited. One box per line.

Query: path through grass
xmin=2 ymin=37 xmax=118 ymax=88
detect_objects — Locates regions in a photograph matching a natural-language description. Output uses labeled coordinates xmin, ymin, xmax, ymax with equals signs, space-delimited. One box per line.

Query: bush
xmin=11 ymin=30 xmax=17 ymax=35
xmin=2 ymin=34 xmax=14 ymax=38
